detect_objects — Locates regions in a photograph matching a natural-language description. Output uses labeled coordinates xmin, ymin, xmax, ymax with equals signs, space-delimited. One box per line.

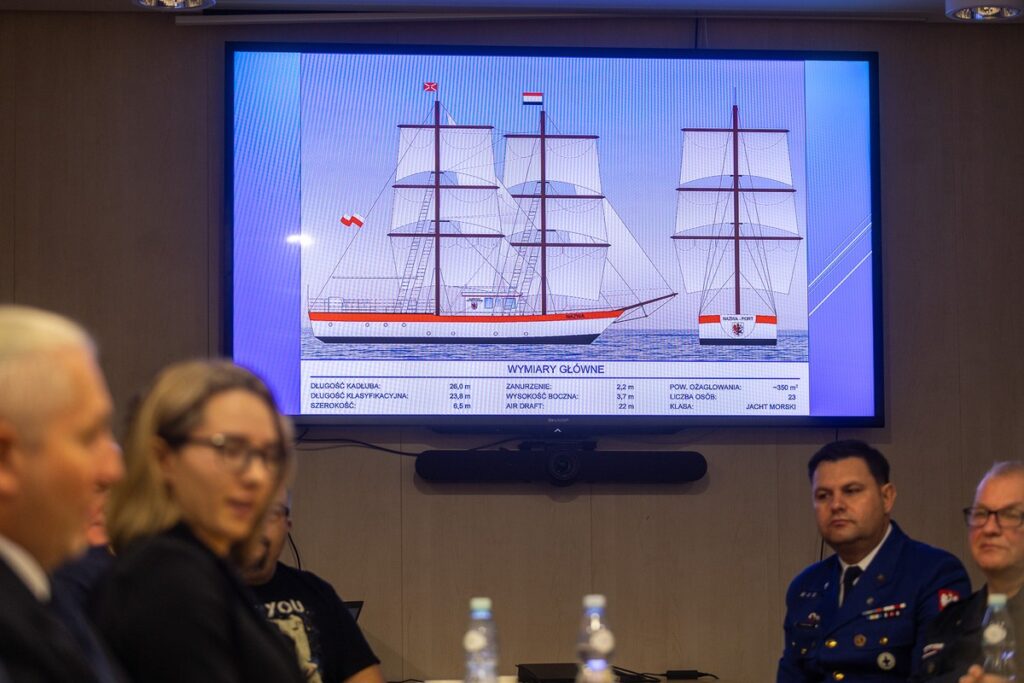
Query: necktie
xmin=840 ymin=565 xmax=863 ymax=606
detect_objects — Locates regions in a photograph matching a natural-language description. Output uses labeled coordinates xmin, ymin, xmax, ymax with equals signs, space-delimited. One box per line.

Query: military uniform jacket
xmin=913 ymin=587 xmax=988 ymax=682
xmin=777 ymin=522 xmax=970 ymax=683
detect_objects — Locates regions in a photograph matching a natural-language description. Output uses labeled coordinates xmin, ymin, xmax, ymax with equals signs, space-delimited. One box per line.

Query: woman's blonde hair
xmin=107 ymin=359 xmax=294 ymax=564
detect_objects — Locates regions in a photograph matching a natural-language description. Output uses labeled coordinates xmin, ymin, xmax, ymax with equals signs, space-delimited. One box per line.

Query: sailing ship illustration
xmin=307 ymin=90 xmax=675 ymax=344
xmin=672 ymin=103 xmax=803 ymax=345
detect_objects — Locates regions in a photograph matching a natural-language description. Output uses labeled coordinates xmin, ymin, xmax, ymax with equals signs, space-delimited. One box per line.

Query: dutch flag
xmin=522 ymin=92 xmax=543 ymax=106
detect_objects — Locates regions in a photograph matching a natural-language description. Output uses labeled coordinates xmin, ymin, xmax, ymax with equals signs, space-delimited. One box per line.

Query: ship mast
xmin=392 ymin=97 xmax=498 ymax=316
xmin=506 ymin=106 xmax=603 ymax=316
xmin=434 ymin=99 xmax=442 ymax=315
xmin=540 ymin=109 xmax=548 ymax=314
xmin=731 ymin=104 xmax=741 ymax=314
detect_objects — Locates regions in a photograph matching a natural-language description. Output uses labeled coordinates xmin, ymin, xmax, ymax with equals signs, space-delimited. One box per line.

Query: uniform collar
xmin=839 ymin=522 xmax=892 ymax=575
xmin=0 ymin=532 xmax=50 ymax=601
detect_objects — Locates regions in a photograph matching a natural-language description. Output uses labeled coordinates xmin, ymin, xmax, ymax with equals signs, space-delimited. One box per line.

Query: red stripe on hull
xmin=697 ymin=314 xmax=777 ymax=324
xmin=309 ymin=310 xmax=625 ymax=324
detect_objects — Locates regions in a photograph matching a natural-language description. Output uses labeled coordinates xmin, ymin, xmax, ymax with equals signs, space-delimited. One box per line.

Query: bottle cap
xmin=470 ymin=596 xmax=493 ymax=611
xmin=583 ymin=594 xmax=606 ymax=609
xmin=988 ymin=593 xmax=1008 ymax=607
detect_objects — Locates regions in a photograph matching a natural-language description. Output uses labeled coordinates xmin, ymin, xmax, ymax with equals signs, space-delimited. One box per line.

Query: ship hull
xmin=698 ymin=314 xmax=778 ymax=346
xmin=309 ymin=309 xmax=622 ymax=345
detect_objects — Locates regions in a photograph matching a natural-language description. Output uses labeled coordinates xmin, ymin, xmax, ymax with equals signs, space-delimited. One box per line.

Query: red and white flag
xmin=423 ymin=82 xmax=438 ymax=92
xmin=522 ymin=92 xmax=543 ymax=105
xmin=339 ymin=214 xmax=365 ymax=227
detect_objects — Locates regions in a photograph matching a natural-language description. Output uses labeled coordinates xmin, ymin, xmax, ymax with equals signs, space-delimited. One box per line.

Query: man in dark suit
xmin=0 ymin=305 xmax=124 ymax=683
xmin=916 ymin=461 xmax=1024 ymax=683
xmin=778 ymin=440 xmax=971 ymax=683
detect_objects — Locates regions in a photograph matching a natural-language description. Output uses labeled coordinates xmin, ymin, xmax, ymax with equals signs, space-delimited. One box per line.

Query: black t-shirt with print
xmin=251 ymin=563 xmax=379 ymax=683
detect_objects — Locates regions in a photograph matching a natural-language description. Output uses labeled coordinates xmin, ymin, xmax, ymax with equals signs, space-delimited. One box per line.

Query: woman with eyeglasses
xmin=94 ymin=360 xmax=305 ymax=683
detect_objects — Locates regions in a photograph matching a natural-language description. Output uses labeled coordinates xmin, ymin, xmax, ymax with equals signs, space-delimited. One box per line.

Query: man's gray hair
xmin=982 ymin=461 xmax=1024 ymax=478
xmin=0 ymin=305 xmax=96 ymax=439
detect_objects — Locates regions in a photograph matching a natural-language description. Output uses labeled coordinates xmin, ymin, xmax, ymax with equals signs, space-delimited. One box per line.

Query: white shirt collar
xmin=0 ymin=533 xmax=51 ymax=601
xmin=840 ymin=522 xmax=892 ymax=574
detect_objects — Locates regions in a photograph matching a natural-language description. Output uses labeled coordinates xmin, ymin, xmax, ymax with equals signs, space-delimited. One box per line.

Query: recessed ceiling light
xmin=946 ymin=0 xmax=1023 ymax=20
xmin=133 ymin=0 xmax=215 ymax=10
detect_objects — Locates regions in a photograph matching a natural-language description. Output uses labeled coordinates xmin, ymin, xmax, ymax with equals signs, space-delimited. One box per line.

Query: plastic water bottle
xmin=464 ymin=597 xmax=498 ymax=683
xmin=576 ymin=594 xmax=615 ymax=683
xmin=982 ymin=593 xmax=1017 ymax=680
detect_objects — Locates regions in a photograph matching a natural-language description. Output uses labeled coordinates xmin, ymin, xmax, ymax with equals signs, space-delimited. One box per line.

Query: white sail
xmin=396 ymin=127 xmax=437 ymax=183
xmin=680 ymin=131 xmax=793 ymax=186
xmin=396 ymin=127 xmax=498 ymax=185
xmin=441 ymin=129 xmax=498 ymax=186
xmin=546 ymin=245 xmax=607 ymax=301
xmin=673 ymin=229 xmax=800 ymax=295
xmin=676 ymin=190 xmax=799 ymax=235
xmin=503 ymin=137 xmax=603 ymax=193
xmin=439 ymin=237 xmax=503 ymax=288
xmin=738 ymin=131 xmax=793 ymax=186
xmin=600 ymin=201 xmax=675 ymax=312
xmin=391 ymin=187 xmax=504 ymax=234
xmin=544 ymin=196 xmax=608 ymax=243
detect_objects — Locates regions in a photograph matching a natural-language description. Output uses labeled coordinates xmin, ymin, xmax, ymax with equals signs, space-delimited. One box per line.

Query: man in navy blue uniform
xmin=778 ymin=440 xmax=970 ymax=683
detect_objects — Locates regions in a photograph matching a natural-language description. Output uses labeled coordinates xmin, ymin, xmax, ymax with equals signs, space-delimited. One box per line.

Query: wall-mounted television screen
xmin=228 ymin=43 xmax=881 ymax=431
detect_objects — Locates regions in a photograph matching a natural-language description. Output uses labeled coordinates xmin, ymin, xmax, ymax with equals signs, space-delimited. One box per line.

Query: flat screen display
xmin=228 ymin=43 xmax=881 ymax=430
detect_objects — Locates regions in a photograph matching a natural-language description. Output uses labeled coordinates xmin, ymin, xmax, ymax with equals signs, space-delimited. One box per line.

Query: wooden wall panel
xmin=590 ymin=435 xmax=777 ymax=681
xmin=3 ymin=10 xmax=1024 ymax=683
xmin=848 ymin=23 xmax=967 ymax=563
xmin=0 ymin=15 xmax=12 ymax=303
xmin=10 ymin=13 xmax=212 ymax=411
xmin=400 ymin=452 xmax=593 ymax=680
xmin=289 ymin=437 xmax=405 ymax=681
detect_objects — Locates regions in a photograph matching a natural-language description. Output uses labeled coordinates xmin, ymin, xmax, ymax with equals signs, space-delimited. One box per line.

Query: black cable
xmin=286 ymin=532 xmax=303 ymax=571
xmin=294 ymin=430 xmax=539 ymax=457
xmin=295 ymin=435 xmax=419 ymax=457
xmin=614 ymin=666 xmax=660 ymax=683
xmin=662 ymin=672 xmax=719 ymax=681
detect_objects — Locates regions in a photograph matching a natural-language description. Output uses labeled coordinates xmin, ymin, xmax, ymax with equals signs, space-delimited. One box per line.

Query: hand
xmin=958 ymin=664 xmax=1013 ymax=683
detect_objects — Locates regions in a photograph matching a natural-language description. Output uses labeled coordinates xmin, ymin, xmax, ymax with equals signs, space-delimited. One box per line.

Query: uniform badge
xmin=862 ymin=602 xmax=906 ymax=620
xmin=854 ymin=634 xmax=867 ymax=647
xmin=808 ymin=612 xmax=821 ymax=623
xmin=922 ymin=643 xmax=945 ymax=660
xmin=938 ymin=589 xmax=960 ymax=610
xmin=877 ymin=652 xmax=896 ymax=670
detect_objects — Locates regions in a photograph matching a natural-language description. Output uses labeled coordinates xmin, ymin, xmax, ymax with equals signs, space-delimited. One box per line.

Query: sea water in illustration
xmin=307 ymin=89 xmax=675 ymax=344
xmin=673 ymin=103 xmax=803 ymax=345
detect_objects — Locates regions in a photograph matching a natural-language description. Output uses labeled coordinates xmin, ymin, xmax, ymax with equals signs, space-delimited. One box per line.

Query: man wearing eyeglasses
xmin=243 ymin=487 xmax=384 ymax=683
xmin=779 ymin=440 xmax=970 ymax=683
xmin=917 ymin=462 xmax=1024 ymax=682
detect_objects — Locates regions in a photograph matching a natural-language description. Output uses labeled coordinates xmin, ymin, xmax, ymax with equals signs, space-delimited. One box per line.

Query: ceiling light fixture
xmin=945 ymin=0 xmax=1023 ymax=20
xmin=133 ymin=0 xmax=215 ymax=10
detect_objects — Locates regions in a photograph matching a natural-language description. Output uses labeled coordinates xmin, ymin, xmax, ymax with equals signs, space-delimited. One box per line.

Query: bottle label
xmin=464 ymin=630 xmax=488 ymax=653
xmin=589 ymin=630 xmax=615 ymax=655
xmin=984 ymin=623 xmax=1009 ymax=645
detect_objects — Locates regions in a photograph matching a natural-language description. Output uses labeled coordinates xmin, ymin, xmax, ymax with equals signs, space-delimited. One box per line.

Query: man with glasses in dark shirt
xmin=917 ymin=462 xmax=1024 ymax=682
xmin=244 ymin=487 xmax=384 ymax=683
